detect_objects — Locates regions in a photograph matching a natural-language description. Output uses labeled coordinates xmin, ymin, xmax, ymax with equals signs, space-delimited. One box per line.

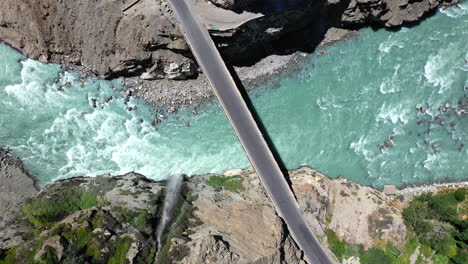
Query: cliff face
xmin=0 ymin=0 xmax=461 ymax=78
xmin=0 ymin=166 xmax=409 ymax=263
xmin=0 ymin=172 xmax=165 ymax=263
xmin=170 ymin=167 xmax=407 ymax=263
xmin=0 ymin=0 xmax=195 ymax=80
xmin=215 ymin=0 xmax=461 ymax=65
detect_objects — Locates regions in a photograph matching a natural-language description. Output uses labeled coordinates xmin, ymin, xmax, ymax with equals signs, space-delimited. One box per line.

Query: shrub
xmin=430 ymin=236 xmax=458 ymax=257
xmin=324 ymin=229 xmax=359 ymax=261
xmin=451 ymin=250 xmax=468 ymax=264
xmin=402 ymin=200 xmax=432 ymax=235
xmin=454 ymin=189 xmax=466 ymax=202
xmin=403 ymin=189 xmax=468 ymax=263
xmin=325 ymin=229 xmax=346 ymax=260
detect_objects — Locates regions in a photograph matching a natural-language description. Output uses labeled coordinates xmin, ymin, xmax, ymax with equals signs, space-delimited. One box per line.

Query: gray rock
xmin=0 ymin=0 xmax=197 ymax=79
xmin=34 ymin=235 xmax=68 ymax=262
xmin=0 ymin=0 xmax=460 ymax=80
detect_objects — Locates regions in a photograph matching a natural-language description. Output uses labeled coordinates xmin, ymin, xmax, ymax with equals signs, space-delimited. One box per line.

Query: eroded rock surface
xmin=1 ymin=166 xmax=461 ymax=263
xmin=0 ymin=172 xmax=165 ymax=263
xmin=163 ymin=167 xmax=408 ymax=263
xmin=0 ymin=0 xmax=461 ymax=78
xmin=0 ymin=0 xmax=196 ymax=79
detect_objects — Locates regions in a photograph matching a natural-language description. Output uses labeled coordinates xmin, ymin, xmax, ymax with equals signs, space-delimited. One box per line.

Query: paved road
xmin=166 ymin=0 xmax=334 ymax=263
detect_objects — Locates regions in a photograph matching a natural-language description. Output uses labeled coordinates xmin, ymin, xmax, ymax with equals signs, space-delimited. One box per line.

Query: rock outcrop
xmin=0 ymin=166 xmax=412 ymax=263
xmin=0 ymin=0 xmax=196 ymax=80
xmin=162 ymin=167 xmax=407 ymax=263
xmin=215 ymin=0 xmax=462 ymax=65
xmin=2 ymin=165 xmax=465 ymax=263
xmin=0 ymin=0 xmax=461 ymax=78
xmin=0 ymin=172 xmax=165 ymax=263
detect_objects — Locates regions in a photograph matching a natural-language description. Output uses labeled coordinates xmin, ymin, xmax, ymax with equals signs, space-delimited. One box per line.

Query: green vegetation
xmin=113 ymin=207 xmax=153 ymax=231
xmin=403 ymin=189 xmax=468 ymax=264
xmin=21 ymin=186 xmax=98 ymax=227
xmin=10 ymin=183 xmax=161 ymax=264
xmin=206 ymin=175 xmax=244 ymax=191
xmin=360 ymin=248 xmax=392 ymax=264
xmin=323 ymin=189 xmax=467 ymax=264
xmin=60 ymin=225 xmax=101 ymax=262
xmin=0 ymin=247 xmax=16 ymax=264
xmin=325 ymin=229 xmax=399 ymax=263
xmin=454 ymin=189 xmax=466 ymax=202
xmin=324 ymin=229 xmax=362 ymax=261
xmin=107 ymin=237 xmax=132 ymax=264
xmin=157 ymin=191 xmax=197 ymax=263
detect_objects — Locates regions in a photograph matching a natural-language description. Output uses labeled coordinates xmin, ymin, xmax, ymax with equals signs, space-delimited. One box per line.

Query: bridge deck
xmin=166 ymin=1 xmax=334 ymax=263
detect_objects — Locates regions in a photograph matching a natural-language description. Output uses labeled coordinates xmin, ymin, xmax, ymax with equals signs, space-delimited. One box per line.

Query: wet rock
xmin=104 ymin=96 xmax=113 ymax=104
xmin=384 ymin=141 xmax=393 ymax=148
xmin=151 ymin=117 xmax=161 ymax=126
xmin=91 ymin=98 xmax=98 ymax=108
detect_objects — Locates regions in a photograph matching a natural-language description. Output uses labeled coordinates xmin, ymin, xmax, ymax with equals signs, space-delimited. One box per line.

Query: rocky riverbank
xmin=0 ymin=148 xmax=38 ymax=239
xmin=1 ymin=158 xmax=466 ymax=263
xmin=0 ymin=0 xmax=463 ymax=113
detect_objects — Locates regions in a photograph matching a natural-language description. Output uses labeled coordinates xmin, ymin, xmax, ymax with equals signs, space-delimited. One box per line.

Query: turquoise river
xmin=0 ymin=3 xmax=467 ymax=187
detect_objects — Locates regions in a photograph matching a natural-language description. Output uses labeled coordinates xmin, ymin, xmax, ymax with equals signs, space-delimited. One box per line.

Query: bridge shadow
xmin=225 ymin=64 xmax=295 ymax=190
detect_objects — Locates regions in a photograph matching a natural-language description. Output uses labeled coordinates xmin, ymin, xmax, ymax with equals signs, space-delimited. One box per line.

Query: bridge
xmin=166 ymin=0 xmax=334 ymax=263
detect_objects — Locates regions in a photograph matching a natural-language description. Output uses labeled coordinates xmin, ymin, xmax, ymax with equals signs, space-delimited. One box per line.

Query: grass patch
xmin=113 ymin=207 xmax=153 ymax=232
xmin=21 ymin=186 xmax=98 ymax=227
xmin=108 ymin=237 xmax=132 ymax=264
xmin=206 ymin=175 xmax=244 ymax=191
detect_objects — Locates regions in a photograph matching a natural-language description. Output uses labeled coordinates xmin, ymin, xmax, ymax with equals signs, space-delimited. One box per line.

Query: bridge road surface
xmin=166 ymin=0 xmax=334 ymax=263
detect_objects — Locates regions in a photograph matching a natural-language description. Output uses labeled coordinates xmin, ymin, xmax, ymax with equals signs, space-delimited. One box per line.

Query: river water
xmin=0 ymin=3 xmax=467 ymax=187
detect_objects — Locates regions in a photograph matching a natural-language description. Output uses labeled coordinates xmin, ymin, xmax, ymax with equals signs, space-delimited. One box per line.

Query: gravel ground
xmin=127 ymin=51 xmax=309 ymax=112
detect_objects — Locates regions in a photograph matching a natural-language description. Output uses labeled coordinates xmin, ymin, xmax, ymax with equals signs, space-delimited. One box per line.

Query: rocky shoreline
xmin=1 ymin=0 xmax=463 ymax=114
xmin=397 ymin=181 xmax=468 ymax=200
xmin=1 ymin=160 xmax=466 ymax=263
xmin=0 ymin=148 xmax=38 ymax=226
xmin=48 ymin=46 xmax=310 ymax=115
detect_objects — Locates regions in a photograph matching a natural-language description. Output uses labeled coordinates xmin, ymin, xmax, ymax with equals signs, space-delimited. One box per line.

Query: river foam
xmin=0 ymin=5 xmax=467 ymax=187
